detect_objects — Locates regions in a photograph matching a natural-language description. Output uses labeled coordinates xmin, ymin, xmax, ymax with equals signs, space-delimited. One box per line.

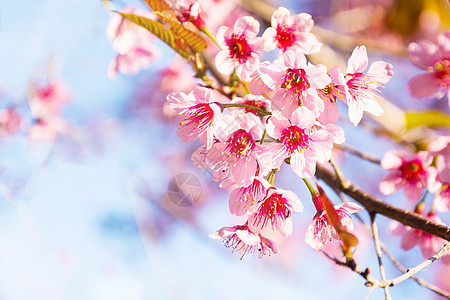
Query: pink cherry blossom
xmin=226 ymin=176 xmax=271 ymax=216
xmin=249 ymin=49 xmax=330 ymax=118
xmin=28 ymin=117 xmax=71 ymax=143
xmin=331 ymin=45 xmax=393 ymax=126
xmin=379 ymin=150 xmax=440 ymax=201
xmin=191 ymin=143 xmax=229 ymax=181
xmin=262 ymin=7 xmax=322 ymax=54
xmin=428 ymin=135 xmax=450 ymax=182
xmin=28 ymin=79 xmax=71 ymax=119
xmin=266 ymin=107 xmax=339 ymax=178
xmin=214 ymin=111 xmax=271 ymax=186
xmin=305 ymin=200 xmax=362 ymax=250
xmin=0 ymin=108 xmax=21 ymax=136
xmin=215 ymin=16 xmax=265 ymax=81
xmin=408 ymin=31 xmax=450 ymax=107
xmin=435 ymin=183 xmax=450 ymax=213
xmin=167 ymin=87 xmax=223 ymax=150
xmin=248 ymin=187 xmax=303 ymax=237
xmin=170 ymin=0 xmax=206 ymax=29
xmin=209 ymin=223 xmax=278 ymax=257
xmin=107 ymin=7 xmax=160 ymax=78
xmin=391 ymin=212 xmax=447 ymax=259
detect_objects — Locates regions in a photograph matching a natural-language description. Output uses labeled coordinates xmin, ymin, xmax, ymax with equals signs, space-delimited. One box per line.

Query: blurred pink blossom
xmin=28 ymin=79 xmax=71 ymax=119
xmin=107 ymin=7 xmax=161 ymax=78
xmin=0 ymin=108 xmax=22 ymax=136
xmin=379 ymin=150 xmax=440 ymax=201
xmin=408 ymin=32 xmax=450 ymax=107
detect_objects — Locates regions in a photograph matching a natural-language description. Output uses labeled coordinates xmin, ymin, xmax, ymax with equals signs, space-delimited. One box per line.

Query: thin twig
xmin=370 ymin=242 xmax=450 ymax=288
xmin=370 ymin=213 xmax=391 ymax=299
xmin=333 ymin=189 xmax=450 ymax=298
xmin=320 ymin=250 xmax=374 ymax=283
xmin=334 ymin=144 xmax=381 ymax=164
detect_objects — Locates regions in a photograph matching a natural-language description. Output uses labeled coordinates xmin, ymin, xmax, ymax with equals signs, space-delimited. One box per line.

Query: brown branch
xmin=315 ymin=162 xmax=450 ymax=241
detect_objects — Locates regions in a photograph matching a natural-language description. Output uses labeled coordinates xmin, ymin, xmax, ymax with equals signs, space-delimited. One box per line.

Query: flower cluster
xmin=161 ymin=8 xmax=394 ymax=257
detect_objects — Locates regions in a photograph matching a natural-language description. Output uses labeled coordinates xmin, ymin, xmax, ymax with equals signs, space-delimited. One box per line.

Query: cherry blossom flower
xmin=266 ymin=107 xmax=339 ymax=178
xmin=215 ymin=16 xmax=265 ymax=81
xmin=317 ymin=83 xmax=341 ymax=125
xmin=249 ymin=49 xmax=330 ymax=118
xmin=214 ymin=111 xmax=271 ymax=186
xmin=428 ymin=135 xmax=450 ymax=182
xmin=167 ymin=87 xmax=223 ymax=150
xmin=435 ymin=183 xmax=450 ymax=213
xmin=209 ymin=223 xmax=278 ymax=257
xmin=0 ymin=108 xmax=22 ymax=136
xmin=379 ymin=150 xmax=440 ymax=201
xmin=248 ymin=187 xmax=303 ymax=237
xmin=262 ymin=7 xmax=322 ymax=54
xmin=28 ymin=79 xmax=71 ymax=119
xmin=170 ymin=0 xmax=206 ymax=29
xmin=305 ymin=196 xmax=362 ymax=250
xmin=391 ymin=212 xmax=447 ymax=259
xmin=408 ymin=31 xmax=450 ymax=107
xmin=330 ymin=45 xmax=393 ymax=126
xmin=222 ymin=175 xmax=271 ymax=216
xmin=28 ymin=118 xmax=71 ymax=143
xmin=107 ymin=7 xmax=160 ymax=78
xmin=191 ymin=143 xmax=229 ymax=182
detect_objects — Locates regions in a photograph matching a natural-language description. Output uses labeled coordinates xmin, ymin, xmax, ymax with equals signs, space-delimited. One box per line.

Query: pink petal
xmin=401 ymin=229 xmax=419 ymax=251
xmin=408 ymin=40 xmax=439 ymax=70
xmin=381 ymin=150 xmax=405 ymax=169
xmin=367 ymin=61 xmax=394 ymax=85
xmin=209 ymin=226 xmax=237 ymax=239
xmin=408 ymin=73 xmax=442 ymax=99
xmin=271 ymin=7 xmax=290 ymax=27
xmin=236 ymin=228 xmax=261 ymax=245
xmin=234 ymin=16 xmax=259 ymax=36
xmin=266 ymin=115 xmax=290 ymax=139
xmin=291 ymin=106 xmax=315 ymax=129
xmin=215 ymin=50 xmax=235 ymax=75
xmin=379 ymin=171 xmax=403 ymax=195
xmin=347 ymin=46 xmax=368 ymax=74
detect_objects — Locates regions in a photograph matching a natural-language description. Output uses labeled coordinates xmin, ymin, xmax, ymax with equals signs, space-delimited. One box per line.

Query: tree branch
xmin=315 ymin=162 xmax=450 ymax=241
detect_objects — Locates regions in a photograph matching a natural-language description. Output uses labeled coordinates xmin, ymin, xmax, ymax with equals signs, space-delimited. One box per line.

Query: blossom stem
xmin=201 ymin=27 xmax=220 ymax=47
xmin=260 ymin=130 xmax=266 ymax=145
xmin=267 ymin=168 xmax=278 ymax=186
xmin=302 ymin=178 xmax=319 ymax=196
xmin=221 ymin=103 xmax=271 ymax=115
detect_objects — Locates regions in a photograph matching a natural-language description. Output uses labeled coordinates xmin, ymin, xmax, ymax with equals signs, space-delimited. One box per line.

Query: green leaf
xmin=405 ymin=110 xmax=450 ymax=129
xmin=154 ymin=11 xmax=207 ymax=53
xmin=119 ymin=12 xmax=191 ymax=59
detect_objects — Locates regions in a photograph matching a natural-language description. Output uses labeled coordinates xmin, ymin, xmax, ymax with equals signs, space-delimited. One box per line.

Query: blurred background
xmin=0 ymin=0 xmax=449 ymax=299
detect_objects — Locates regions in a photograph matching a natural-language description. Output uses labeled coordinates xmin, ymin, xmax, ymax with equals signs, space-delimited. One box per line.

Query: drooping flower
xmin=262 ymin=7 xmax=322 ymax=54
xmin=209 ymin=223 xmax=278 ymax=257
xmin=167 ymin=87 xmax=223 ymax=150
xmin=379 ymin=150 xmax=440 ymax=201
xmin=407 ymin=31 xmax=450 ymax=107
xmin=215 ymin=16 xmax=265 ymax=81
xmin=265 ymin=107 xmax=339 ymax=178
xmin=305 ymin=199 xmax=362 ymax=250
xmin=248 ymin=187 xmax=303 ymax=237
xmin=249 ymin=49 xmax=330 ymax=118
xmin=331 ymin=45 xmax=393 ymax=126
xmin=214 ymin=111 xmax=271 ymax=186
